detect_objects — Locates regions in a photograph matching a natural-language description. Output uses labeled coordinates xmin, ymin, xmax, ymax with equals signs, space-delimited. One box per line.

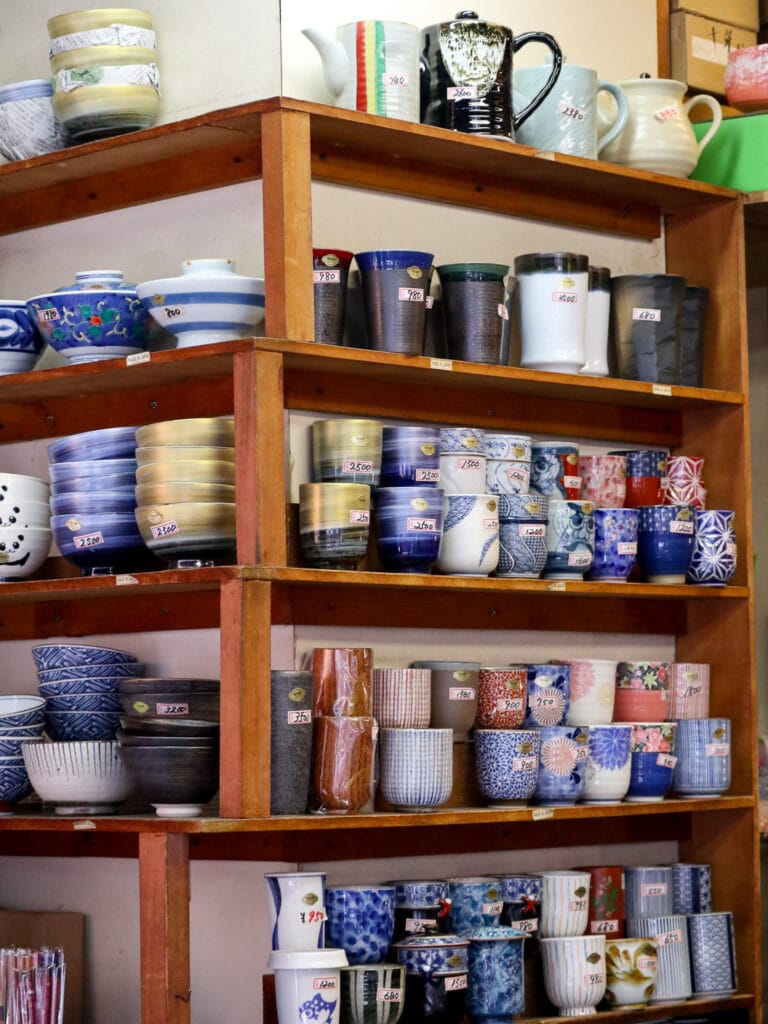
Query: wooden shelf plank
xmin=517 ymin=993 xmax=754 ymax=1022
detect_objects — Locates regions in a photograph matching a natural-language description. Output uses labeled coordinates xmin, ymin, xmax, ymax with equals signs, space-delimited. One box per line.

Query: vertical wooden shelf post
xmin=261 ymin=107 xmax=314 ymax=341
xmin=139 ymin=833 xmax=191 ymax=1024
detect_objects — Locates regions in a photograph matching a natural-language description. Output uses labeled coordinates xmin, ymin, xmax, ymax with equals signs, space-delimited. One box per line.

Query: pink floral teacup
xmin=577 ymin=455 xmax=627 ymax=508
xmin=613 ymin=662 xmax=670 ymax=722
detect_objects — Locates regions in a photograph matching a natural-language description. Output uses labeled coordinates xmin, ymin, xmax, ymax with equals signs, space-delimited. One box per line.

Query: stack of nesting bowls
xmin=0 ymin=696 xmax=46 ymax=812
xmin=134 ymin=417 xmax=236 ymax=568
xmin=47 ymin=7 xmax=160 ymax=143
xmin=32 ymin=642 xmax=142 ymax=742
xmin=48 ymin=425 xmax=155 ymax=575
xmin=0 ymin=472 xmax=52 ymax=581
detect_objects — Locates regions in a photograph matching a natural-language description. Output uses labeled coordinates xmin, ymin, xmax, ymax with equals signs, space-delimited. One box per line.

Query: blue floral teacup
xmin=532 ymin=726 xmax=590 ymax=805
xmin=474 ymin=729 xmax=540 ymax=806
xmin=447 ymin=877 xmax=504 ymax=934
xmin=326 ymin=885 xmax=396 ymax=965
xmin=524 ymin=663 xmax=570 ymax=728
xmin=581 ymin=724 xmax=632 ymax=803
xmin=589 ymin=507 xmax=639 ymax=582
xmin=544 ymin=499 xmax=595 ymax=579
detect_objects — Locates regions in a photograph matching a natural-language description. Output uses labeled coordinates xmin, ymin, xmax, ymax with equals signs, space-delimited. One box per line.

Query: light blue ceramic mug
xmin=513 ymin=64 xmax=628 ymax=159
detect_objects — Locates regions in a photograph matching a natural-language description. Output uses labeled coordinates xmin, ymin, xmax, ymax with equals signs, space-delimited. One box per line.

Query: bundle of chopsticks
xmin=0 ymin=948 xmax=65 ymax=1024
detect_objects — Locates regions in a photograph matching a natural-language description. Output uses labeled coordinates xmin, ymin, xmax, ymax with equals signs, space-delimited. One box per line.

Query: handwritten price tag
xmin=313 ymin=269 xmax=341 ymax=284
xmin=591 ymin=920 xmax=619 ymax=934
xmin=617 ymin=542 xmax=637 ymax=555
xmin=584 ymin=973 xmax=605 ymax=986
xmin=657 ymin=929 xmax=682 ymax=945
xmin=156 ymin=702 xmax=190 ymax=716
xmin=430 ymin=358 xmax=453 ymax=371
xmin=287 ymin=710 xmax=312 ymax=725
xmin=706 ymin=743 xmax=730 ymax=757
xmin=512 ymin=756 xmax=537 ymax=772
xmin=670 ymin=520 xmax=694 ymax=535
xmin=73 ymin=531 xmax=104 ymax=549
xmin=126 ymin=350 xmax=151 ymax=365
xmin=641 ymin=883 xmax=667 ymax=897
xmin=151 ymin=521 xmax=180 ymax=539
xmin=405 ymin=918 xmax=436 ymax=932
xmin=568 ymin=552 xmax=591 ymax=567
xmin=519 ymin=524 xmax=545 ymax=538
xmin=632 ymin=307 xmax=661 ymax=322
xmin=407 ymin=517 xmax=437 ymax=532
xmin=159 ymin=305 xmax=184 ymax=322
xmin=510 ymin=918 xmax=538 ymax=933
xmin=552 ymin=290 xmax=578 ymax=303
xmin=416 ymin=468 xmax=441 ymax=482
xmin=563 ymin=475 xmax=582 ymax=489
xmin=654 ymin=104 xmax=679 ymax=121
xmin=482 ymin=901 xmax=504 ymax=915
xmin=398 ymin=287 xmax=424 ymax=302
xmin=377 ymin=989 xmax=403 ymax=1003
xmin=449 ymin=687 xmax=476 ymax=701
xmin=342 ymin=459 xmax=374 ymax=474
xmin=656 ymin=753 xmax=678 ymax=769
xmin=349 ymin=510 xmax=370 ymax=525
xmin=569 ymin=899 xmax=588 ymax=912
xmin=498 ymin=698 xmax=524 ymax=712
xmin=312 ymin=975 xmax=336 ymax=991
xmin=558 ymin=101 xmax=586 ymax=121
xmin=447 ymin=85 xmax=477 ymax=100
xmin=457 ymin=457 xmax=482 ymax=470
xmin=444 ymin=975 xmax=467 ymax=991
xmin=382 ymin=72 xmax=409 ymax=86
xmin=531 ymin=807 xmax=553 ymax=820
xmin=301 ymin=910 xmax=328 ymax=926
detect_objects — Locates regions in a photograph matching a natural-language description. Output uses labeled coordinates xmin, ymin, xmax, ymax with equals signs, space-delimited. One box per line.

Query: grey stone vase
xmin=270 ymin=670 xmax=314 ymax=815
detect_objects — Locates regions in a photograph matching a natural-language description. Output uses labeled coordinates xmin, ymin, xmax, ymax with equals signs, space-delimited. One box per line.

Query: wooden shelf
xmin=518 ymin=994 xmax=754 ymax=1023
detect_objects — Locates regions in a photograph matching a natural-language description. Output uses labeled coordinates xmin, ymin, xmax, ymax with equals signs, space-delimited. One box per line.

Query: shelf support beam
xmin=139 ymin=833 xmax=191 ymax=1024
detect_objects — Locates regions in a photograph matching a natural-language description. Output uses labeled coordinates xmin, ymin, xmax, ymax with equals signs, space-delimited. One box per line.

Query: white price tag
xmin=349 ymin=510 xmax=370 ymax=525
xmin=457 ymin=457 xmax=483 ymax=471
xmin=656 ymin=753 xmax=678 ymax=769
xmin=632 ymin=307 xmax=661 ymax=322
xmin=706 ymin=743 xmax=730 ymax=757
xmin=287 ymin=710 xmax=312 ymax=725
xmin=513 ymin=756 xmax=538 ymax=772
xmin=115 ymin=574 xmax=139 ymax=586
xmin=382 ymin=72 xmax=409 ymax=86
xmin=449 ymin=687 xmax=476 ymax=701
xmin=575 ymin=746 xmax=589 ymax=761
xmin=482 ymin=517 xmax=498 ymax=530
xmin=551 ymin=291 xmax=578 ymax=303
xmin=313 ymin=975 xmax=336 ymax=991
xmin=519 ymin=524 xmax=545 ymax=538
xmin=425 ymin=295 xmax=435 ymax=309
xmin=591 ymin=919 xmax=619 ymax=934
xmin=657 ymin=928 xmax=682 ymax=945
xmin=641 ymin=883 xmax=667 ymax=897
xmin=654 ymin=104 xmax=680 ymax=120
xmin=73 ymin=531 xmax=104 ymax=549
xmin=416 ymin=468 xmax=441 ymax=483
xmin=444 ymin=975 xmax=467 ymax=991
xmin=405 ymin=918 xmax=436 ymax=932
xmin=652 ymin=383 xmax=672 ymax=397
xmin=126 ymin=350 xmax=151 ymax=365
xmin=342 ymin=459 xmax=374 ymax=474
xmin=568 ymin=552 xmax=591 ymax=567
xmin=447 ymin=85 xmax=477 ymax=100
xmin=670 ymin=520 xmax=694 ymax=535
xmin=498 ymin=697 xmax=524 ymax=712
xmin=547 ymin=581 xmax=567 ymax=592
xmin=563 ymin=475 xmax=582 ymax=489
xmin=407 ymin=517 xmax=437 ymax=532
xmin=313 ymin=269 xmax=341 ymax=284
xmin=398 ymin=287 xmax=424 ymax=302
xmin=151 ymin=520 xmax=180 ymax=539
xmin=510 ymin=918 xmax=538 ymax=933
xmin=558 ymin=101 xmax=586 ymax=121
xmin=638 ymin=956 xmax=658 ymax=971
xmin=482 ymin=901 xmax=504 ymax=915
xmin=584 ymin=973 xmax=605 ymax=986
xmin=377 ymin=989 xmax=403 ymax=1003
xmin=617 ymin=542 xmax=637 ymax=555
xmin=569 ymin=899 xmax=588 ymax=912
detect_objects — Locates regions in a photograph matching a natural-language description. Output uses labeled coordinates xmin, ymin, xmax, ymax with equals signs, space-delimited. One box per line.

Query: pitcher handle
xmin=595 ymin=81 xmax=628 ymax=156
xmin=683 ymin=93 xmax=722 ymax=156
xmin=512 ymin=32 xmax=562 ymax=132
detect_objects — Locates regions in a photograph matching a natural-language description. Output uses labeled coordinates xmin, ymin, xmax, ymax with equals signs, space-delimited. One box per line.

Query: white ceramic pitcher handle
xmin=683 ymin=94 xmax=722 ymax=156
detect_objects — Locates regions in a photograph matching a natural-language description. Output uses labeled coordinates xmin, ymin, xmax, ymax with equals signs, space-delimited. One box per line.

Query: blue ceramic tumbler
xmin=374 ymin=486 xmax=444 ymax=572
xmin=637 ymin=505 xmax=695 ymax=584
xmin=380 ymin=425 xmax=441 ymax=487
xmin=589 ymin=507 xmax=639 ymax=582
xmin=326 ymin=885 xmax=396 ymax=965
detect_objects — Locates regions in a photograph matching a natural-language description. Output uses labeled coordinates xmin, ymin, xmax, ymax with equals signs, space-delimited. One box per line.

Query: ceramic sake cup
xmin=379 ymin=425 xmax=441 ymax=487
xmin=312 ymin=418 xmax=384 ymax=486
xmin=664 ymin=455 xmax=705 ymax=508
xmin=625 ymin=914 xmax=692 ymax=1004
xmin=543 ymin=499 xmax=595 ymax=579
xmin=577 ymin=454 xmax=627 ymax=508
xmin=265 ymin=871 xmax=327 ymax=950
xmin=671 ymin=862 xmax=712 ymax=915
xmin=580 ymin=865 xmax=625 ymax=938
xmin=313 ymin=248 xmax=354 ymax=346
xmin=299 ymin=482 xmax=371 ymax=570
xmin=614 ymin=448 xmax=669 ymax=508
xmin=560 ymin=659 xmax=617 ymax=727
xmin=638 ymin=504 xmax=696 ymax=584
xmin=687 ymin=509 xmax=737 ymax=586
xmin=523 ymin=663 xmax=570 ymax=728
xmin=473 ymin=729 xmax=540 ymax=806
xmin=668 ymin=663 xmax=710 ymax=718
xmin=435 ymin=494 xmax=499 ymax=576
xmin=529 ymin=442 xmax=580 ymax=500
xmin=378 ymin=728 xmax=453 ymax=812
xmin=686 ymin=912 xmax=738 ymax=996
xmin=446 ymin=877 xmax=504 ymax=935
xmin=539 ymin=935 xmax=606 ymax=1015
xmin=672 ymin=717 xmax=731 ymax=798
xmin=613 ymin=661 xmax=670 ymax=722
xmin=588 ymin=508 xmax=639 ymax=583
xmin=604 ymin=937 xmax=659 ymax=1007
xmin=340 ymin=964 xmax=406 ymax=1024
xmin=532 ymin=726 xmax=589 ymax=806
xmin=372 ymin=668 xmax=431 ymax=728
xmin=326 ymin=885 xmax=396 ymax=965
xmin=436 ymin=262 xmax=512 ymax=366
xmin=269 ymin=948 xmax=348 ymax=1024
xmin=475 ymin=666 xmax=527 ymax=729
xmin=625 ymin=721 xmax=678 ymax=802
xmin=393 ymin=933 xmax=470 ymax=974
xmin=411 ymin=660 xmax=479 ymax=740
xmin=356 ymin=250 xmax=433 ymax=356
xmin=494 ymin=493 xmax=549 ymax=579
xmin=581 ymin=724 xmax=632 ymax=804
xmin=466 ymin=926 xmax=527 ymax=1020
xmin=438 ymin=428 xmax=487 ymax=493
xmin=537 ymin=871 xmax=591 ymax=938
xmin=624 ymin=866 xmax=673 ymax=919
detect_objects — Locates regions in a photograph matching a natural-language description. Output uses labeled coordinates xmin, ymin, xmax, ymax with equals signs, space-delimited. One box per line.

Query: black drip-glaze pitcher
xmin=421 ymin=10 xmax=562 ymax=138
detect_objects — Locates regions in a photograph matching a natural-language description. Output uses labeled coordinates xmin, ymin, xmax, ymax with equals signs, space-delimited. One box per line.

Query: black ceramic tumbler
xmin=610 ymin=273 xmax=686 ymax=384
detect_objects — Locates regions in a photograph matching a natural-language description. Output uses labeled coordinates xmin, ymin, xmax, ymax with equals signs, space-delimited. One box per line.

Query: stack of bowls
xmin=48 ymin=425 xmax=154 ymax=575
xmin=0 ymin=472 xmax=52 ymax=581
xmin=0 ymin=696 xmax=46 ymax=812
xmin=32 ymin=642 xmax=142 ymax=742
xmin=133 ymin=417 xmax=236 ymax=568
xmin=47 ymin=8 xmax=160 ymax=143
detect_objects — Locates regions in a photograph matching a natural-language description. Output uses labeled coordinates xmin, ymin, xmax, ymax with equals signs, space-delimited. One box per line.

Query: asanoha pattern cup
xmin=265 ymin=871 xmax=327 ymax=950
xmin=664 ymin=455 xmax=705 ymax=508
xmin=539 ymin=934 xmax=606 ymax=1014
xmin=687 ymin=508 xmax=736 ymax=586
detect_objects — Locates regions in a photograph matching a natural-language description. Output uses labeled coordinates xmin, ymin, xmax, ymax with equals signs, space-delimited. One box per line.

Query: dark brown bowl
xmin=117 ymin=678 xmax=220 ymax=694
xmin=117 ymin=732 xmax=219 ymax=748
xmin=118 ymin=743 xmax=219 ymax=807
xmin=118 ymin=716 xmax=219 ymax=737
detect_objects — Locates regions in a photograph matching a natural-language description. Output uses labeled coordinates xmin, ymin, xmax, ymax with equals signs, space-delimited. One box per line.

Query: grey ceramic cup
xmin=610 ymin=274 xmax=686 ymax=384
xmin=436 ymin=263 xmax=513 ymax=365
xmin=313 ymin=249 xmax=353 ymax=345
xmin=355 ymin=250 xmax=433 ymax=355
xmin=686 ymin=911 xmax=737 ymax=995
xmin=678 ymin=285 xmax=709 ymax=387
xmin=411 ymin=660 xmax=480 ymax=740
xmin=270 ymin=670 xmax=314 ymax=815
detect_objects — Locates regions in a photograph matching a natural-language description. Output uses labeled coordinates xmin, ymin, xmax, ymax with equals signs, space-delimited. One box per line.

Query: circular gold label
xmin=133 ymin=700 xmax=150 ymax=714
xmin=562 ymin=276 xmax=575 ymax=288
xmin=352 ymin=493 xmax=368 ymax=508
xmin=566 ymin=453 xmax=578 ymax=466
xmin=486 ymin=499 xmax=497 ymax=513
xmin=407 ymin=266 xmax=423 ymax=280
xmin=147 ymin=509 xmax=165 ymax=524
xmin=575 ymin=887 xmax=588 ymax=899
xmin=152 ymin=293 xmax=165 ymax=305
xmin=322 ymin=253 xmax=340 ymax=267
xmin=303 ymin=893 xmax=319 ymax=906
xmin=525 ymin=501 xmax=541 ymax=515
xmin=447 ymin=955 xmax=463 ymax=968
xmin=487 ymin=888 xmax=500 ymax=900
xmin=712 ymin=726 xmax=726 ymax=739
xmin=411 ymin=498 xmax=429 ymax=512
xmin=678 ymin=507 xmax=692 ymax=520
xmin=453 ymin=670 xmax=470 ymax=682
xmin=288 ymin=687 xmax=306 ymax=703
xmin=583 ymin=502 xmax=594 ymax=515
xmin=420 ymin=443 xmax=436 ymax=456
xmin=586 ymin=951 xmax=601 ymax=963
xmin=512 ymin=445 xmax=526 ymax=459
xmin=576 ymin=732 xmax=588 ymax=744
xmin=462 ymin=436 xmax=479 ymax=450
xmin=520 ymin=741 xmax=533 ymax=755
xmin=65 ymin=517 xmax=82 ymax=531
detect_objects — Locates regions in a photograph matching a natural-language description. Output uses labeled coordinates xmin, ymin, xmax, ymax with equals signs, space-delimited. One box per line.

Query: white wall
xmin=0 ymin=4 xmax=683 ymax=1023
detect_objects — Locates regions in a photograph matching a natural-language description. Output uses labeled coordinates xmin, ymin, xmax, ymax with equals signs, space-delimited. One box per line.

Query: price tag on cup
xmin=377 ymin=988 xmax=403 ymax=1003
xmin=312 ymin=972 xmax=335 ymax=990
xmin=512 ymin=756 xmax=537 ymax=772
xmin=497 ymin=697 xmax=524 ymax=712
xmin=617 ymin=541 xmax=637 ymax=555
xmin=706 ymin=743 xmax=730 ymax=757
xmin=568 ymin=552 xmax=591 ymax=567
xmin=444 ymin=975 xmax=467 ymax=991
xmin=482 ymin=901 xmax=504 ymax=915
xmin=449 ymin=687 xmax=476 ymax=701
xmin=656 ymin=753 xmax=678 ymax=769
xmin=641 ymin=883 xmax=667 ymax=897
xmin=343 ymin=459 xmax=374 ymax=474
xmin=398 ymin=287 xmax=424 ymax=302
xmin=583 ymin=973 xmax=605 ymax=986
xmin=591 ymin=919 xmax=619 ymax=934
xmin=382 ymin=71 xmax=409 ymax=86
xmin=415 ymin=468 xmax=440 ymax=483
xmin=302 ymin=909 xmax=328 ymax=926
xmin=407 ymin=517 xmax=437 ymax=532
xmin=313 ymin=268 xmax=341 ymax=284
xmin=349 ymin=510 xmax=370 ymax=525
xmin=405 ymin=918 xmax=436 ymax=932
xmin=670 ymin=519 xmax=694 ymax=535
xmin=632 ymin=307 xmax=661 ymax=322
xmin=151 ymin=521 xmax=180 ymax=539
xmin=510 ymin=918 xmax=538 ymax=933
xmin=657 ymin=928 xmax=682 ymax=946
xmin=447 ymin=85 xmax=477 ymax=100
xmin=73 ymin=531 xmax=104 ymax=549
xmin=287 ymin=710 xmax=312 ymax=725
xmin=558 ymin=101 xmax=586 ymax=121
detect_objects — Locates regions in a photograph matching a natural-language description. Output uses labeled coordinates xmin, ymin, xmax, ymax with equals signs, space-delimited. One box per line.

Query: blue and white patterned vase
xmin=672 ymin=717 xmax=731 ymax=798
xmin=524 ymin=663 xmax=570 ymax=728
xmin=686 ymin=911 xmax=738 ymax=996
xmin=494 ymin=493 xmax=549 ymax=578
xmin=588 ymin=507 xmax=639 ymax=582
xmin=544 ymin=500 xmax=595 ymax=579
xmin=467 ymin=927 xmax=527 ymax=1022
xmin=532 ymin=725 xmax=589 ymax=805
xmin=474 ymin=729 xmax=540 ymax=806
xmin=326 ymin=885 xmax=396 ymax=965
xmin=637 ymin=504 xmax=695 ymax=584
xmin=671 ymin=863 xmax=712 ymax=914
xmin=686 ymin=509 xmax=736 ymax=586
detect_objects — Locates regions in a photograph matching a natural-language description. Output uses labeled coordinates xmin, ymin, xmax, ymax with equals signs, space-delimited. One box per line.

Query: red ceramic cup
xmin=475 ymin=666 xmax=527 ymax=729
xmin=613 ymin=688 xmax=669 ymax=721
xmin=580 ymin=865 xmax=626 ymax=938
xmin=624 ymin=476 xmax=666 ymax=508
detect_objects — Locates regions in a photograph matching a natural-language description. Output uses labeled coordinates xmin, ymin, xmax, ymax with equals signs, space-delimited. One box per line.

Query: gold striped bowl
xmin=135 ymin=481 xmax=236 ymax=506
xmin=136 ymin=460 xmax=236 ymax=486
xmin=136 ymin=418 xmax=234 ymax=449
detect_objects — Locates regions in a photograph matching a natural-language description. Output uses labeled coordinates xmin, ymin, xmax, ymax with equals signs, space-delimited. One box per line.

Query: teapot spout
xmin=302 ymin=28 xmax=349 ymax=99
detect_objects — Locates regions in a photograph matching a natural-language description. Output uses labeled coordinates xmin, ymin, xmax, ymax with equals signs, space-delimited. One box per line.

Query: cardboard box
xmin=0 ymin=911 xmax=84 ymax=1024
xmin=671 ymin=0 xmax=759 ymax=31
xmin=671 ymin=12 xmax=758 ymax=95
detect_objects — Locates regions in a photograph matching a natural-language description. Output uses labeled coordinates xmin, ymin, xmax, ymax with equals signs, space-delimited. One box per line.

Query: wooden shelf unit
xmin=0 ymin=98 xmax=758 ymax=1023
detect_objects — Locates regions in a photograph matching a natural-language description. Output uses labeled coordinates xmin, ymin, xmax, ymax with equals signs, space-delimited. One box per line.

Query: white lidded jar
xmin=514 ymin=252 xmax=589 ymax=374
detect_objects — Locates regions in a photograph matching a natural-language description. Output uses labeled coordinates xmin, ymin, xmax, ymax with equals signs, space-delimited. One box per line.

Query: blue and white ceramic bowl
xmin=0 ymin=300 xmax=45 ymax=375
xmin=394 ymin=934 xmax=470 ymax=974
xmin=0 ymin=78 xmax=67 ymax=162
xmin=0 ymin=763 xmax=33 ymax=805
xmin=136 ymin=259 xmax=265 ymax=348
xmin=589 ymin=507 xmax=639 ymax=582
xmin=524 ymin=664 xmax=570 ymax=728
xmin=28 ymin=272 xmax=150 ymax=364
xmin=38 ymin=677 xmax=125 ymax=697
xmin=326 ymin=886 xmax=396 ymax=965
xmin=0 ymin=696 xmax=46 ymax=727
xmin=32 ymin=643 xmax=140 ymax=671
xmin=532 ymin=726 xmax=589 ymax=805
xmin=45 ymin=692 xmax=122 ymax=713
xmin=48 ymin=427 xmax=137 ymax=464
xmin=50 ymin=457 xmax=137 ymax=483
xmin=51 ymin=490 xmax=138 ymax=516
xmin=374 ymin=486 xmax=444 ymax=573
xmin=637 ymin=505 xmax=695 ymax=584
xmin=687 ymin=509 xmax=736 ymax=586
xmin=45 ymin=709 xmax=121 ymax=741
xmin=380 ymin=425 xmax=441 ymax=487
xmin=37 ymin=661 xmax=138 ymax=682
xmin=52 ymin=511 xmax=151 ymax=575
xmin=474 ymin=729 xmax=540 ymax=805
xmin=672 ymin=717 xmax=731 ymax=798
xmin=494 ymin=493 xmax=549 ymax=579
xmin=0 ymin=736 xmax=42 ymax=758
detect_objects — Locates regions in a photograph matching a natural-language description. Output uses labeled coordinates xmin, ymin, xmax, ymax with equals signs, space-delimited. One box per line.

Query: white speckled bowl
xmin=22 ymin=739 xmax=133 ymax=814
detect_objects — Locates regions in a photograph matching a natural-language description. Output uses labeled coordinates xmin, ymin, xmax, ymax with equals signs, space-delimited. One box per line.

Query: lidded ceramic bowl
xmin=136 ymin=259 xmax=266 ymax=347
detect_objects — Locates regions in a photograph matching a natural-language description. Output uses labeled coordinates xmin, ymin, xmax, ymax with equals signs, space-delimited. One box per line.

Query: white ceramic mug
xmin=265 ymin=871 xmax=328 ymax=950
xmin=538 ymin=870 xmax=591 ymax=938
xmin=539 ymin=934 xmax=606 ymax=1014
xmin=581 ymin=724 xmax=632 ymax=803
xmin=436 ymin=493 xmax=499 ymax=576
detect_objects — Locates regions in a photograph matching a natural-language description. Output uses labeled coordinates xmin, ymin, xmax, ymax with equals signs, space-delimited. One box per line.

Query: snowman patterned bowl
xmin=0 ymin=525 xmax=51 ymax=581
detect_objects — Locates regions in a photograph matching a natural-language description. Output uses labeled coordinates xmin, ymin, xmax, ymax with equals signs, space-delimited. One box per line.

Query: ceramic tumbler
xmin=485 ymin=434 xmax=532 ymax=463
xmin=378 ymin=727 xmax=453 ymax=812
xmin=436 ymin=494 xmax=499 ymax=576
xmin=299 ymin=482 xmax=371 ymax=570
xmin=326 ymin=885 xmax=396 ymax=965
xmin=372 ymin=668 xmax=431 ymax=728
xmin=669 ymin=663 xmax=710 ymax=720
xmin=603 ymin=937 xmax=658 ymax=1007
xmin=313 ymin=248 xmax=353 ymax=346
xmin=678 ymin=284 xmax=709 ymax=387
xmin=439 ymin=428 xmax=487 ymax=494
xmin=581 ymin=865 xmax=625 ymax=937
xmin=613 ymin=661 xmax=670 ymax=722
xmin=311 ymin=715 xmax=377 ymax=813
xmin=356 ymin=250 xmax=433 ymax=355
xmin=269 ymin=948 xmax=348 ymax=1024
xmin=411 ymin=660 xmax=480 ymax=740
xmin=543 ymin=499 xmax=595 ymax=580
xmin=473 ymin=729 xmax=540 ymax=806
xmin=625 ymin=914 xmax=692 ymax=1003
xmin=581 ymin=724 xmax=632 ymax=804
xmin=687 ymin=911 xmax=738 ymax=996
xmin=539 ymin=935 xmax=606 ymax=1015
xmin=515 ymin=252 xmax=589 ymax=374
xmin=466 ymin=927 xmax=526 ymax=1021
xmin=671 ymin=863 xmax=712 ymax=915
xmin=538 ymin=871 xmax=591 ymax=938
xmin=270 ymin=669 xmax=314 ymax=815
xmin=529 ymin=442 xmax=580 ymax=499
xmin=672 ymin=717 xmax=731 ymax=798
xmin=313 ymin=647 xmax=372 ymax=717
xmin=447 ymin=878 xmax=504 ymax=935
xmin=664 ymin=455 xmax=705 ymax=508
xmin=577 ymin=455 xmax=627 ymax=508
xmin=312 ymin=418 xmax=384 ymax=485
xmin=485 ymin=458 xmax=530 ymax=495
xmin=638 ymin=504 xmax=696 ymax=584
xmin=436 ymin=263 xmax=512 ymax=365
xmin=494 ymin=493 xmax=548 ymax=579
xmin=532 ymin=726 xmax=589 ymax=805
xmin=392 ymin=880 xmax=450 ymax=909
xmin=625 ymin=721 xmax=678 ymax=802
xmin=380 ymin=426 xmax=441 ymax=487
xmin=687 ymin=509 xmax=736 ymax=586
xmin=265 ymin=871 xmax=327 ymax=950
xmin=561 ymin=659 xmax=617 ymax=726
xmin=475 ymin=666 xmax=527 ymax=729
xmin=524 ymin=663 xmax=570 ymax=728
xmin=614 ymin=448 xmax=669 ymax=508
xmin=610 ymin=273 xmax=686 ymax=384
xmin=624 ymin=866 xmax=673 ymax=919
xmin=499 ymin=874 xmax=542 ymax=934
xmin=374 ymin=486 xmax=445 ymax=573
xmin=588 ymin=507 xmax=639 ymax=582
xmin=340 ymin=964 xmax=406 ymax=1024
xmin=581 ymin=266 xmax=612 ymax=376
